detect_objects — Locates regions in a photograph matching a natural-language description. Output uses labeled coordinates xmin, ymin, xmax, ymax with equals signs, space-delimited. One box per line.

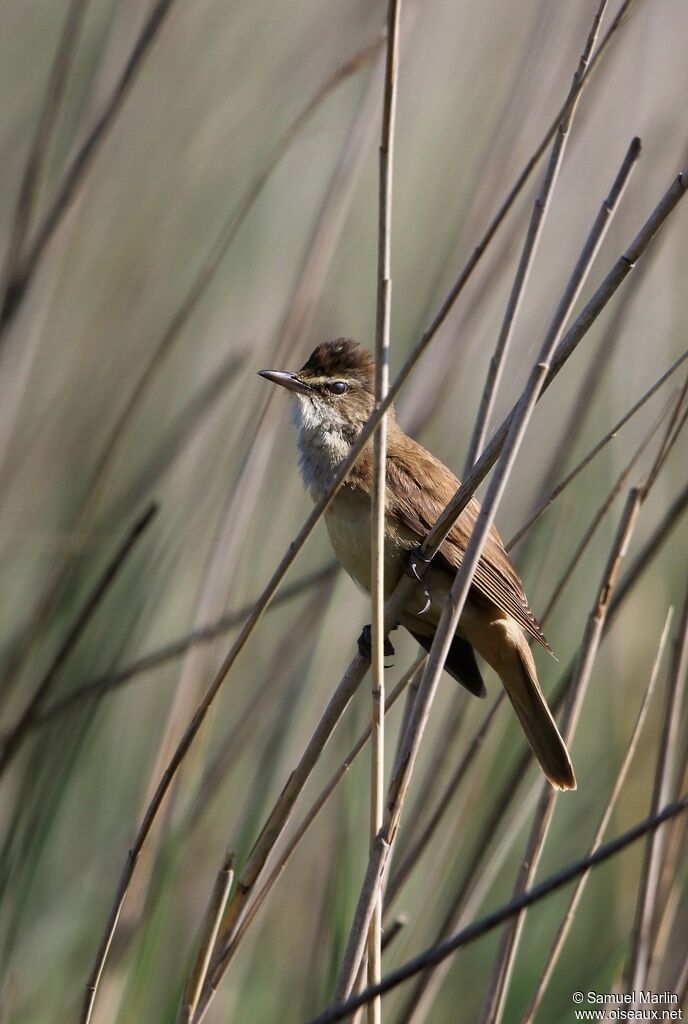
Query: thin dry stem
xmin=399 ymin=472 xmax=687 ymax=1023
xmin=642 ymin=374 xmax=688 ymax=494
xmin=478 ymin=392 xmax=686 ymax=1024
xmin=518 ymin=215 xmax=659 ymax=566
xmin=206 ymin=660 xmax=425 ymax=998
xmin=176 ymin=850 xmax=235 ymax=1024
xmin=389 ymin=687 xmax=467 ymax=866
xmin=538 ymin=392 xmax=676 ymax=624
xmin=610 ymin=482 xmax=688 ymax=617
xmin=369 ymin=4 xmax=401 ymax=1015
xmin=521 ymin=608 xmax=674 ymax=1024
xmin=464 ymin=0 xmax=609 ymax=472
xmin=478 ymin=485 xmax=644 ymax=1024
xmin=423 ymin=155 xmax=685 ymax=562
xmin=308 ymin=798 xmax=688 ymax=1024
xmin=507 ymin=348 xmax=688 ymax=550
xmin=385 ymin=692 xmax=501 ymax=910
xmin=28 ymin=564 xmax=338 ymax=730
xmin=626 ymin=583 xmax=688 ymax=1000
xmin=178 ymin=582 xmax=337 ymax=840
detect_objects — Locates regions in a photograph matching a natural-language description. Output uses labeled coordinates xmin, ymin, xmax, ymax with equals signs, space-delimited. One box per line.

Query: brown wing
xmin=387 ymin=437 xmax=552 ymax=654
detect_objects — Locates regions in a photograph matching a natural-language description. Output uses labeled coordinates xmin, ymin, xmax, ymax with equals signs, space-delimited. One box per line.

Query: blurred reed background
xmin=0 ymin=1 xmax=687 ymax=1022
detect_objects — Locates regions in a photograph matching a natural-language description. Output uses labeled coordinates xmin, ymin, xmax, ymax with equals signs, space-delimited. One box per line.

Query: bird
xmin=259 ymin=338 xmax=575 ymax=791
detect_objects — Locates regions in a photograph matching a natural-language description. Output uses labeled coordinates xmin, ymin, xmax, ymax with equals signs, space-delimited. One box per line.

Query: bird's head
xmin=259 ymin=339 xmax=381 ymax=452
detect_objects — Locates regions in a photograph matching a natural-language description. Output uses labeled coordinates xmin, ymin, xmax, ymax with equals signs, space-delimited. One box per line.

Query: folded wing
xmin=387 ymin=439 xmax=552 ymax=654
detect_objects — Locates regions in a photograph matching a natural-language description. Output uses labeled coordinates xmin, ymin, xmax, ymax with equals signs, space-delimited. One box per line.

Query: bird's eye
xmin=328 ymin=381 xmax=348 ymax=395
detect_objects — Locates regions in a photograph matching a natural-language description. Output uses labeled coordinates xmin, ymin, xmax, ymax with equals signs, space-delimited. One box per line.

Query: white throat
xmin=290 ymin=397 xmax=351 ymax=497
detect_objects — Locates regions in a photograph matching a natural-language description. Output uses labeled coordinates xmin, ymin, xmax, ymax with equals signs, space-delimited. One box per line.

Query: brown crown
xmin=299 ymin=338 xmax=374 ymax=389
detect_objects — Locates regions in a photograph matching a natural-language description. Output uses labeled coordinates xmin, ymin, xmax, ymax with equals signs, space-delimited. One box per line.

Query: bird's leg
xmin=406 ymin=547 xmax=432 ymax=615
xmin=357 ymin=624 xmax=395 ymax=660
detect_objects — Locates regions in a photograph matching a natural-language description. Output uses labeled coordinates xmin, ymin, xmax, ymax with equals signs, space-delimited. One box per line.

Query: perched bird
xmin=259 ymin=338 xmax=575 ymax=791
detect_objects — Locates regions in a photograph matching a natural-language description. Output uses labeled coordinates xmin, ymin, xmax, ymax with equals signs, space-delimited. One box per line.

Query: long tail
xmin=501 ymin=631 xmax=576 ymax=791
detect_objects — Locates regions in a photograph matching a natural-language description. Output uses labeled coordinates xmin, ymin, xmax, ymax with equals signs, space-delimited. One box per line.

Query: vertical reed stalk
xmin=369 ymin=3 xmax=402 ymax=1019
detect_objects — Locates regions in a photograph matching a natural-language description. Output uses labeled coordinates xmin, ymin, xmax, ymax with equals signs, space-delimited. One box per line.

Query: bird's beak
xmin=258 ymin=369 xmax=313 ymax=395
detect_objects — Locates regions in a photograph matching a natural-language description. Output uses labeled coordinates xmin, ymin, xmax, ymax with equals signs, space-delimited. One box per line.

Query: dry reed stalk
xmin=477 ymin=403 xmax=686 ymax=1024
xmin=0 ymin=0 xmax=91 ymax=324
xmin=538 ymin=394 xmax=677 ymax=624
xmin=384 ymin=692 xmax=503 ymax=913
xmin=178 ymin=584 xmax=340 ymax=840
xmin=464 ymin=0 xmax=609 ymax=472
xmin=307 ymin=798 xmax=688 ymax=1024
xmin=195 ymin=659 xmax=426 ymax=1021
xmin=29 ymin=564 xmax=339 ymax=729
xmin=0 ymin=502 xmax=158 ymax=777
xmin=369 ymin=4 xmax=402 ymax=1017
xmin=520 ymin=608 xmax=674 ymax=1023
xmin=393 ymin=688 xmax=467 ymax=849
xmin=332 ymin=131 xmax=641 ymax=1007
xmin=399 ymin=464 xmax=687 ymax=1022
xmin=476 ymin=385 xmax=688 ymax=1024
xmin=176 ymin=850 xmax=234 ymax=1024
xmin=422 ymin=138 xmax=658 ymax=560
xmin=648 ymin=817 xmax=688 ymax=990
xmin=610 ymin=481 xmax=688 ymax=616
xmin=515 ymin=231 xmax=659 ymax=567
xmin=626 ymin=584 xmax=688 ymax=1002
xmin=507 ymin=348 xmax=688 ymax=550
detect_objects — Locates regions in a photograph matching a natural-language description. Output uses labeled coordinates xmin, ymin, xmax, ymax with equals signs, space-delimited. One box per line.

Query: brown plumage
xmin=259 ymin=338 xmax=576 ymax=791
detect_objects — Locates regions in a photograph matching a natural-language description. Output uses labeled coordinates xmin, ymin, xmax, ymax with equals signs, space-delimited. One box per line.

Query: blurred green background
xmin=0 ymin=1 xmax=686 ymax=1021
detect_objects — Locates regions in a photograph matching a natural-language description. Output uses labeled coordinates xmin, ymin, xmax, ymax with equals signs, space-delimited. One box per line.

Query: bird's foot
xmin=358 ymin=624 xmax=395 ymax=661
xmin=405 ymin=548 xmax=432 ymax=615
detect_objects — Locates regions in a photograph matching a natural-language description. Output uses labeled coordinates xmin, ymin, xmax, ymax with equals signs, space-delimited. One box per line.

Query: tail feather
xmin=503 ymin=636 xmax=576 ymax=791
